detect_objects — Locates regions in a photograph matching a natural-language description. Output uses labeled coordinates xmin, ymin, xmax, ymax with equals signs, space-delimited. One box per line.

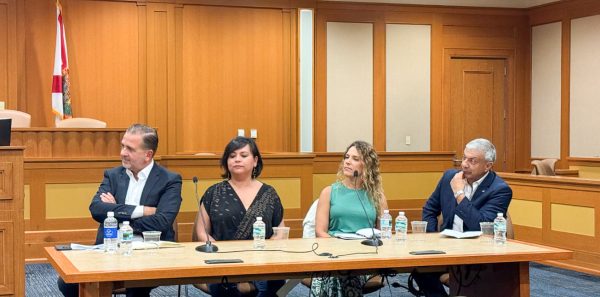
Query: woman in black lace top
xmin=194 ymin=136 xmax=285 ymax=297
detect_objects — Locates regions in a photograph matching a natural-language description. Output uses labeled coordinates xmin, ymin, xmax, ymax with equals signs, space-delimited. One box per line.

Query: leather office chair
xmin=531 ymin=159 xmax=557 ymax=176
xmin=113 ymin=219 xmax=181 ymax=296
xmin=56 ymin=117 xmax=107 ymax=128
xmin=191 ymin=214 xmax=257 ymax=297
xmin=0 ymin=109 xmax=31 ymax=128
xmin=299 ymin=199 xmax=384 ymax=294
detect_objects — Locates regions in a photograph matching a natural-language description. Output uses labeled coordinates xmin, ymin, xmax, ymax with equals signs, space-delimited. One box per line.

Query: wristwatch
xmin=453 ymin=190 xmax=465 ymax=198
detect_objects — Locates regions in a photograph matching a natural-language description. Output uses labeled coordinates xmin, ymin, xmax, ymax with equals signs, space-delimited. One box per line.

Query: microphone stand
xmin=353 ymin=171 xmax=383 ymax=247
xmin=192 ymin=177 xmax=218 ymax=253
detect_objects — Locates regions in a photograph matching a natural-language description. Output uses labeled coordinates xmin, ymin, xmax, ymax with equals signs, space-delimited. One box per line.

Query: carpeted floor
xmin=26 ymin=262 xmax=600 ymax=296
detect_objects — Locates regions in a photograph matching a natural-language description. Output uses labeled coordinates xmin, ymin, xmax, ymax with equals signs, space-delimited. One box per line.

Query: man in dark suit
xmin=58 ymin=124 xmax=182 ymax=297
xmin=414 ymin=138 xmax=512 ymax=297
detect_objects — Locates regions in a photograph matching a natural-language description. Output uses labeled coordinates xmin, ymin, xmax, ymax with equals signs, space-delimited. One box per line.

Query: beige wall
xmin=570 ymin=14 xmax=600 ymax=158
xmin=531 ymin=22 xmax=561 ymax=159
xmin=326 ymin=22 xmax=373 ymax=152
xmin=385 ymin=24 xmax=431 ymax=152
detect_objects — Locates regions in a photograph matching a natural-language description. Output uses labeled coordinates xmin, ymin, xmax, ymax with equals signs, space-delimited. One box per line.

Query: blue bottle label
xmin=104 ymin=227 xmax=118 ymax=239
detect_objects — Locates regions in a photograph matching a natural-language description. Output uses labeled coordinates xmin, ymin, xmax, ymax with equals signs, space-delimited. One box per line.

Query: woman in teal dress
xmin=312 ymin=140 xmax=388 ymax=297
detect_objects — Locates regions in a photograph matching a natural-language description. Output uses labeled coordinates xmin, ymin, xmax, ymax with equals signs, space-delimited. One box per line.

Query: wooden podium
xmin=0 ymin=147 xmax=24 ymax=296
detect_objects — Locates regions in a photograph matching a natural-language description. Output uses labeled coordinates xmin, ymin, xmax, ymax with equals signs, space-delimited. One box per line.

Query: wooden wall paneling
xmin=313 ymin=10 xmax=327 ymax=152
xmin=146 ymin=3 xmax=171 ymax=155
xmin=171 ymin=3 xmax=183 ymax=156
xmin=0 ymin=0 xmax=18 ymax=107
xmin=175 ymin=0 xmax=315 ymax=9
xmin=559 ymin=20 xmax=570 ymax=169
xmin=0 ymin=148 xmax=24 ymax=296
xmin=11 ymin=129 xmax=123 ymax=158
xmin=179 ymin=5 xmax=292 ymax=153
xmin=65 ymin=0 xmax=140 ymax=127
xmin=23 ymin=0 xmax=140 ymax=127
xmin=282 ymin=8 xmax=299 ymax=152
xmin=137 ymin=2 xmax=148 ymax=126
xmin=514 ymin=16 xmax=531 ymax=172
xmin=373 ymin=15 xmax=386 ymax=152
xmin=289 ymin=9 xmax=299 ymax=152
xmin=430 ymin=14 xmax=444 ymax=151
xmin=23 ymin=0 xmax=54 ymax=126
xmin=529 ymin=0 xmax=600 ymax=26
xmin=501 ymin=173 xmax=600 ymax=274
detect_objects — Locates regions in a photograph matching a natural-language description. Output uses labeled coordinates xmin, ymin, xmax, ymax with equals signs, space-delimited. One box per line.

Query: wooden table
xmin=45 ymin=234 xmax=572 ymax=297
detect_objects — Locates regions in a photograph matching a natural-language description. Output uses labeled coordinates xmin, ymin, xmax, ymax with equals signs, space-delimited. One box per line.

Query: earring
xmin=252 ymin=167 xmax=257 ymax=179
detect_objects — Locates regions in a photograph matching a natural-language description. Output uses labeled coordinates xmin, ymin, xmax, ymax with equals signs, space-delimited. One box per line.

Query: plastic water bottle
xmin=380 ymin=210 xmax=392 ymax=239
xmin=395 ymin=211 xmax=408 ymax=241
xmin=119 ymin=221 xmax=133 ymax=256
xmin=253 ymin=217 xmax=266 ymax=249
xmin=103 ymin=211 xmax=118 ymax=254
xmin=494 ymin=213 xmax=507 ymax=245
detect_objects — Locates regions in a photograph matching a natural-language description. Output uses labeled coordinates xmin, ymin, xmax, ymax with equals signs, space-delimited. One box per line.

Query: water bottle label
xmin=381 ymin=219 xmax=391 ymax=228
xmin=122 ymin=231 xmax=133 ymax=241
xmin=396 ymin=220 xmax=407 ymax=230
xmin=104 ymin=227 xmax=118 ymax=239
xmin=253 ymin=227 xmax=263 ymax=237
xmin=494 ymin=222 xmax=506 ymax=232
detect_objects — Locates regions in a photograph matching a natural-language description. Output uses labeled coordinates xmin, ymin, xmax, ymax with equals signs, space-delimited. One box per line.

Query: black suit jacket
xmin=89 ymin=163 xmax=182 ymax=244
xmin=422 ymin=169 xmax=512 ymax=232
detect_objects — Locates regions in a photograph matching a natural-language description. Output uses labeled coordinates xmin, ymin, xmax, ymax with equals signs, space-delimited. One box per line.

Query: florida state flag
xmin=51 ymin=0 xmax=73 ymax=125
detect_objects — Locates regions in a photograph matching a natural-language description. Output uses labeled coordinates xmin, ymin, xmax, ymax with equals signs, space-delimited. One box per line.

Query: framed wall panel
xmin=385 ymin=24 xmax=431 ymax=152
xmin=570 ymin=15 xmax=600 ymax=157
xmin=531 ymin=22 xmax=561 ymax=158
xmin=326 ymin=22 xmax=373 ymax=152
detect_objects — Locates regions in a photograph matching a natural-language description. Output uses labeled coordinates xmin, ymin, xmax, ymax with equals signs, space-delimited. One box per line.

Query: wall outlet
xmin=237 ymin=129 xmax=245 ymax=137
xmin=250 ymin=129 xmax=257 ymax=139
xmin=405 ymin=136 xmax=411 ymax=145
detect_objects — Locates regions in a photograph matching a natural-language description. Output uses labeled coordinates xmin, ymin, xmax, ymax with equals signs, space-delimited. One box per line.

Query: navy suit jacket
xmin=89 ymin=163 xmax=182 ymax=244
xmin=422 ymin=169 xmax=512 ymax=232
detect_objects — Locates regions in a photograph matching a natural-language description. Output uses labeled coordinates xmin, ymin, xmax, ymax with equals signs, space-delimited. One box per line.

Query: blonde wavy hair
xmin=336 ymin=140 xmax=384 ymax=216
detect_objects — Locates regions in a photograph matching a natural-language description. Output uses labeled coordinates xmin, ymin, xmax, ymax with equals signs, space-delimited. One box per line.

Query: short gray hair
xmin=465 ymin=138 xmax=496 ymax=163
xmin=126 ymin=124 xmax=158 ymax=156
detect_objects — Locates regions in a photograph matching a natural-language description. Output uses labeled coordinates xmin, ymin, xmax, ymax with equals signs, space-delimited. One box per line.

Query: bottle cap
xmin=107 ymin=211 xmax=114 ymax=217
xmin=399 ymin=211 xmax=405 ymax=215
xmin=384 ymin=209 xmax=389 ymax=213
xmin=123 ymin=221 xmax=130 ymax=225
xmin=257 ymin=216 xmax=262 ymax=221
xmin=497 ymin=212 xmax=503 ymax=217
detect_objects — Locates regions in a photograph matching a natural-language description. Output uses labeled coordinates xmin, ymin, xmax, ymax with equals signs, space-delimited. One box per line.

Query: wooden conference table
xmin=45 ymin=234 xmax=571 ymax=297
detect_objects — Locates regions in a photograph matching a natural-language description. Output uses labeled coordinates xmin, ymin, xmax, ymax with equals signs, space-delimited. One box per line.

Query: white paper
xmin=70 ymin=243 xmax=104 ymax=250
xmin=333 ymin=228 xmax=381 ymax=240
xmin=333 ymin=233 xmax=366 ymax=240
xmin=132 ymin=241 xmax=183 ymax=250
xmin=441 ymin=229 xmax=482 ymax=239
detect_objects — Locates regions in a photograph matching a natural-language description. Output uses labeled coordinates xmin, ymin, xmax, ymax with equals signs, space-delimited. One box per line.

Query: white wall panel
xmin=531 ymin=22 xmax=561 ymax=158
xmin=386 ymin=24 xmax=431 ymax=152
xmin=326 ymin=22 xmax=373 ymax=152
xmin=571 ymin=15 xmax=600 ymax=157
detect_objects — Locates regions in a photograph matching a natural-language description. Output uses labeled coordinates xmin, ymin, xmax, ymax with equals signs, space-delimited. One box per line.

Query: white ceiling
xmin=325 ymin=0 xmax=559 ymax=9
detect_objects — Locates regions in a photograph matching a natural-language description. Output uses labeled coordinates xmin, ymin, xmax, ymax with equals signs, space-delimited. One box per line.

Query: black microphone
xmin=193 ymin=176 xmax=218 ymax=253
xmin=353 ymin=170 xmax=383 ymax=247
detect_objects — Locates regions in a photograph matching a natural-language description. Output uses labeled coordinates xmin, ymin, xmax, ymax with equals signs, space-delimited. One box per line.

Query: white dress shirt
xmin=124 ymin=160 xmax=154 ymax=219
xmin=452 ymin=171 xmax=489 ymax=232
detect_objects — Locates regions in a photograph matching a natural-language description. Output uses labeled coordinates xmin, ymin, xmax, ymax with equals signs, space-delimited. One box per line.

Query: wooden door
xmin=445 ymin=58 xmax=507 ymax=170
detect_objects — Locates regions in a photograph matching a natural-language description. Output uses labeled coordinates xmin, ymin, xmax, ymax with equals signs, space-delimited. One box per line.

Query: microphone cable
xmin=353 ymin=170 xmax=381 ymax=251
